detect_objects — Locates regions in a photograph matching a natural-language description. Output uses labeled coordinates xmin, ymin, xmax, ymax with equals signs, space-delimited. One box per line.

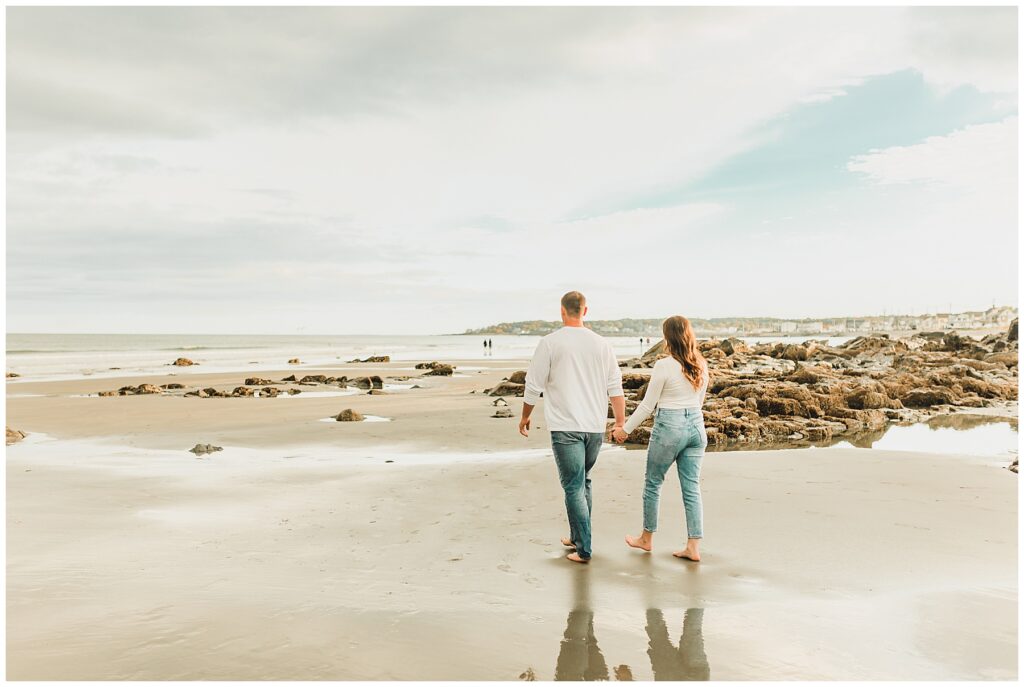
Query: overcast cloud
xmin=6 ymin=6 xmax=1018 ymax=334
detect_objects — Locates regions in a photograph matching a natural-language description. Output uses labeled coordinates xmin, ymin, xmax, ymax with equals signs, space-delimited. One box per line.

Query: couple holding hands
xmin=518 ymin=291 xmax=709 ymax=564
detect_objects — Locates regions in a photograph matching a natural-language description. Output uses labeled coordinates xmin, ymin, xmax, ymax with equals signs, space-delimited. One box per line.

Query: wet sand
xmin=5 ymin=362 xmax=1019 ymax=679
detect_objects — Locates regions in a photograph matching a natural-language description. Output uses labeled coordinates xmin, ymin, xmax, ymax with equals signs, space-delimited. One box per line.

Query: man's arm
xmin=607 ymin=345 xmax=626 ymax=435
xmin=520 ymin=339 xmax=549 ymax=437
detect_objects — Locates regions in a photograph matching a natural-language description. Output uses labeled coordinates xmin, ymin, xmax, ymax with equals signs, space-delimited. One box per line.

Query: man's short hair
xmin=561 ymin=291 xmax=586 ymax=317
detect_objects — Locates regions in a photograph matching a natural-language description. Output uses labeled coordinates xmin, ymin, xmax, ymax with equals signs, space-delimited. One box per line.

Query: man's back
xmin=523 ymin=327 xmax=624 ymax=433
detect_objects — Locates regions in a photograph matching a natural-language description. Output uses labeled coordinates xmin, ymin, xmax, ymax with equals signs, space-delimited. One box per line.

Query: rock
xmin=6 ymin=372 xmax=20 ymax=378
xmin=232 ymin=386 xmax=255 ymax=397
xmin=488 ymin=381 xmax=525 ymax=397
xmin=492 ymin=408 xmax=514 ymax=418
xmin=281 ymin=375 xmax=297 ymax=382
xmin=189 ymin=443 xmax=223 ymax=455
xmin=201 ymin=387 xmax=230 ymax=398
xmin=172 ymin=357 xmax=196 ymax=366
xmin=298 ymin=375 xmax=329 ymax=384
xmin=626 ymin=426 xmax=653 ymax=444
xmin=719 ymin=337 xmax=750 ymax=356
xmin=984 ymin=352 xmax=1018 ymax=368
xmin=415 ymin=361 xmax=445 ymax=370
xmin=351 ymin=355 xmax=391 ymax=363
xmin=160 ymin=383 xmax=186 ymax=389
xmin=98 ymin=390 xmax=118 ymax=397
xmin=492 ymin=397 xmax=509 ymax=406
xmin=368 ymin=389 xmax=389 ymax=395
xmin=902 ymin=388 xmax=957 ymax=408
xmin=621 ymin=373 xmax=650 ymax=390
xmin=846 ymin=389 xmax=895 ymax=410
xmin=287 ymin=388 xmax=302 ymax=395
xmin=335 ymin=409 xmax=364 ymax=422
xmin=245 ymin=377 xmax=274 ymax=386
xmin=425 ymin=364 xmax=455 ymax=376
xmin=779 ymin=344 xmax=809 ymax=362
xmin=288 ymin=358 xmax=300 ymax=364
xmin=260 ymin=386 xmax=280 ymax=397
xmin=351 ymin=375 xmax=384 ymax=389
xmin=508 ymin=370 xmax=527 ymax=384
xmin=6 ymin=427 xmax=26 ymax=445
xmin=1010 ymin=457 xmax=1018 ymax=474
xmin=1008 ymin=318 xmax=1018 ymax=342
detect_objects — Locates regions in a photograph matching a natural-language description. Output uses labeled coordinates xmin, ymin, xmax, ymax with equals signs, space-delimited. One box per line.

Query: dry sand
xmin=5 ymin=361 xmax=1019 ymax=679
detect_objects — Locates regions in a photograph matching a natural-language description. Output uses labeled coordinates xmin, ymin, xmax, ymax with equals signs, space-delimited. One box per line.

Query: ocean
xmin=5 ymin=332 xmax=855 ymax=382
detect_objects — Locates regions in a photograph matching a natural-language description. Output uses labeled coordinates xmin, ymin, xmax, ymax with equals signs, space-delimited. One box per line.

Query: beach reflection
xmin=549 ymin=571 xmax=710 ymax=681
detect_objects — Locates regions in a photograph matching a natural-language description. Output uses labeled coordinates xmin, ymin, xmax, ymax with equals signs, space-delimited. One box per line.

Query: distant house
xmin=804 ymin=321 xmax=824 ymax=333
xmin=779 ymin=321 xmax=798 ymax=333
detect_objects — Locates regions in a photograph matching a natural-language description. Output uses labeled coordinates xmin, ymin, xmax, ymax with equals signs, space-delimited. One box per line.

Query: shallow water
xmin=704 ymin=414 xmax=1018 ymax=458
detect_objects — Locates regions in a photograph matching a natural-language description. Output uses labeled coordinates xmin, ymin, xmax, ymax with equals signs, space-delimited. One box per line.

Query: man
xmin=519 ymin=291 xmax=626 ymax=563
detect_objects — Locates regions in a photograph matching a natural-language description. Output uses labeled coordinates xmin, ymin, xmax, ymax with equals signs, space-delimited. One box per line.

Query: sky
xmin=5 ymin=6 xmax=1019 ymax=334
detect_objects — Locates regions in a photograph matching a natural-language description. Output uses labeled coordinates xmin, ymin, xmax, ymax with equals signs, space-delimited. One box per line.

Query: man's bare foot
xmin=672 ymin=549 xmax=701 ymax=561
xmin=566 ymin=552 xmax=589 ymax=564
xmin=561 ymin=537 xmax=574 ymax=548
xmin=624 ymin=535 xmax=652 ymax=552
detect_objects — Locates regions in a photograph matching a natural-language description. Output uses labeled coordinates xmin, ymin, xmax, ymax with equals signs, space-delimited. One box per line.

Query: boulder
xmin=6 ymin=427 xmax=26 ymax=445
xmin=172 ymin=357 xmax=196 ymax=366
xmin=281 ymin=375 xmax=297 ymax=382
xmin=335 ymin=409 xmax=364 ymax=422
xmin=351 ymin=375 xmax=384 ymax=389
xmin=508 ymin=370 xmax=527 ymax=384
xmin=488 ymin=381 xmax=525 ymax=397
xmin=288 ymin=358 xmax=301 ymax=364
xmin=245 ymin=377 xmax=274 ymax=386
xmin=368 ymin=389 xmax=389 ymax=395
xmin=351 ymin=355 xmax=390 ymax=363
xmin=6 ymin=372 xmax=20 ymax=378
xmin=232 ymin=386 xmax=255 ymax=397
xmin=492 ymin=407 xmax=514 ymax=419
xmin=189 ymin=443 xmax=223 ymax=455
xmin=415 ymin=361 xmax=444 ymax=370
xmin=298 ymin=375 xmax=329 ymax=384
xmin=1008 ymin=318 xmax=1018 ymax=343
xmin=98 ymin=390 xmax=118 ymax=397
xmin=160 ymin=383 xmax=186 ymax=390
xmin=425 ymin=364 xmax=455 ymax=376
xmin=287 ymin=388 xmax=302 ymax=395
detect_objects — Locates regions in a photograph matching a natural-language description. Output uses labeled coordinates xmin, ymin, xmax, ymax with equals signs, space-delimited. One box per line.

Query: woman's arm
xmin=623 ymin=363 xmax=668 ymax=435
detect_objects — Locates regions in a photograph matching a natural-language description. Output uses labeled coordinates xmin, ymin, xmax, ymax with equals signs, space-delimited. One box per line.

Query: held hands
xmin=611 ymin=426 xmax=628 ymax=444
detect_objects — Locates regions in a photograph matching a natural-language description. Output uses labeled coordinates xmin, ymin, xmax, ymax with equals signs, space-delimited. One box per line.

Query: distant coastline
xmin=464 ymin=306 xmax=1018 ymax=338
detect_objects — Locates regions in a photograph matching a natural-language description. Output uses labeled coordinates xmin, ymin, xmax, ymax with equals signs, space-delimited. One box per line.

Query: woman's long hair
xmin=663 ymin=316 xmax=706 ymax=390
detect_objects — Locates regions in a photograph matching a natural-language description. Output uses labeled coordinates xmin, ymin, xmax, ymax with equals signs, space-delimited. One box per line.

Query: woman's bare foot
xmin=672 ymin=540 xmax=701 ymax=561
xmin=561 ymin=537 xmax=574 ymax=548
xmin=566 ymin=552 xmax=589 ymax=564
xmin=624 ymin=534 xmax=652 ymax=552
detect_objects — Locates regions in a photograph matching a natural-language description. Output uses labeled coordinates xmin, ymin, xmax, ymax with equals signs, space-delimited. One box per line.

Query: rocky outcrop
xmin=351 ymin=355 xmax=391 ymax=363
xmin=351 ymin=376 xmax=384 ymax=389
xmin=245 ymin=377 xmax=274 ymax=386
xmin=335 ymin=409 xmax=364 ymax=422
xmin=425 ymin=364 xmax=455 ymax=376
xmin=6 ymin=427 xmax=26 ymax=445
xmin=172 ymin=357 xmax=196 ymax=366
xmin=619 ymin=325 xmax=1018 ymax=449
xmin=488 ymin=381 xmax=525 ymax=397
xmin=111 ymin=384 xmax=163 ymax=396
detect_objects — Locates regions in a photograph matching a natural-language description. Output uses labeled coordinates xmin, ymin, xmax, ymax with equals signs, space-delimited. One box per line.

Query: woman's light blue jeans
xmin=643 ymin=408 xmax=707 ymax=538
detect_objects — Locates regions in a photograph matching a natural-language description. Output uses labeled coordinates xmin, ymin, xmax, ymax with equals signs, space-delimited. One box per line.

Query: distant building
xmin=779 ymin=321 xmax=798 ymax=333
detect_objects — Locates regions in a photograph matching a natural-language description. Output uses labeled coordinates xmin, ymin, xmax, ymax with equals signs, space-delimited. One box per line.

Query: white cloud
xmin=5 ymin=7 xmax=1019 ymax=333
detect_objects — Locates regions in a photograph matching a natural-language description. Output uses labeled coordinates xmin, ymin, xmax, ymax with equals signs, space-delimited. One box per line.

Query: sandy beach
xmin=5 ymin=358 xmax=1018 ymax=680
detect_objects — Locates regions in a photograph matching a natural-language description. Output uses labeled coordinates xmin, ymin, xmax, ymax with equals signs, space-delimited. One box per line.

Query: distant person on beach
xmin=520 ymin=291 xmax=625 ymax=563
xmin=613 ymin=316 xmax=709 ymax=562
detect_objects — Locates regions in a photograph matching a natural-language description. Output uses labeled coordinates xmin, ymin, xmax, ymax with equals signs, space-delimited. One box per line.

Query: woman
xmin=612 ymin=316 xmax=709 ymax=561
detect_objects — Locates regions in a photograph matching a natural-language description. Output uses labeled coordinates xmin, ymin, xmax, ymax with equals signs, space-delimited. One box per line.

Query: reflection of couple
xmin=553 ymin=571 xmax=710 ymax=681
xmin=519 ymin=291 xmax=709 ymax=563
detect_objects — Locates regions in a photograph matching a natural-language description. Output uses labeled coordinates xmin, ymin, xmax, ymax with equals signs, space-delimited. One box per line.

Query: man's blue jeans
xmin=551 ymin=431 xmax=604 ymax=560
